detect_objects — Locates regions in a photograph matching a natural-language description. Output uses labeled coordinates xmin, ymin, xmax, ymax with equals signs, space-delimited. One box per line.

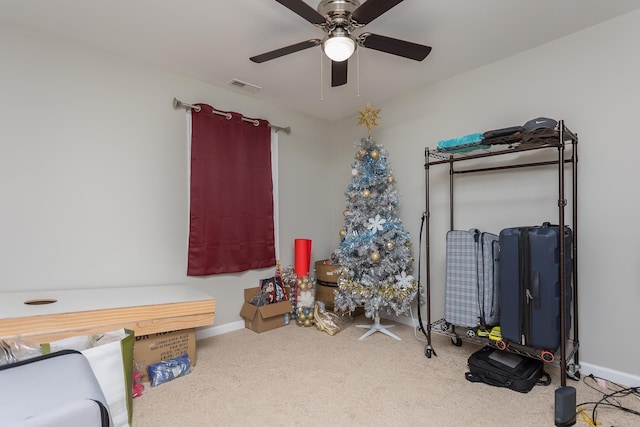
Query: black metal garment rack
xmin=423 ymin=120 xmax=579 ymax=386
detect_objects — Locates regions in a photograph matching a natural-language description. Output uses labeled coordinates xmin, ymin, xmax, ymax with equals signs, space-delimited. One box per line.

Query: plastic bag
xmin=147 ymin=353 xmax=192 ymax=387
xmin=0 ymin=338 xmax=42 ymax=366
xmin=314 ymin=302 xmax=353 ymax=335
xmin=132 ymin=362 xmax=145 ymax=398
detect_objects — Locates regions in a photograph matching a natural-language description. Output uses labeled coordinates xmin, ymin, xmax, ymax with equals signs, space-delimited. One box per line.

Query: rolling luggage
xmin=445 ymin=229 xmax=500 ymax=329
xmin=498 ymin=223 xmax=572 ymax=351
xmin=0 ymin=349 xmax=112 ymax=427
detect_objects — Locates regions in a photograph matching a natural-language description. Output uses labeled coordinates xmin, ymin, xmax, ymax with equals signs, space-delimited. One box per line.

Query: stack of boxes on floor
xmin=314 ymin=260 xmax=342 ymax=310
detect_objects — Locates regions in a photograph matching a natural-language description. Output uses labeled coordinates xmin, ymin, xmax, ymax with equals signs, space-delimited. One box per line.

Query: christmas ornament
xmin=385 ymin=241 xmax=395 ymax=250
xmin=357 ymin=102 xmax=381 ymax=136
xmin=351 ymin=168 xmax=358 ymax=176
xmin=387 ymin=175 xmax=395 ymax=183
xmin=370 ymin=149 xmax=379 ymax=160
xmin=339 ymin=229 xmax=346 ymax=237
xmin=366 ymin=214 xmax=386 ymax=234
xmin=343 ymin=209 xmax=350 ymax=216
xmin=362 ymin=189 xmax=371 ymax=198
xmin=395 ymin=271 xmax=415 ymax=290
xmin=370 ymin=251 xmax=381 ymax=262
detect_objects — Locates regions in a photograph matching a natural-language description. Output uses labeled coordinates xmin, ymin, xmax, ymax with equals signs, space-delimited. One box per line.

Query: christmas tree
xmin=334 ymin=103 xmax=418 ymax=339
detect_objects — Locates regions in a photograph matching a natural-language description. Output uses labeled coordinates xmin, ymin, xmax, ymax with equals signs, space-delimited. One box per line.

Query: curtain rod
xmin=172 ymin=98 xmax=291 ymax=134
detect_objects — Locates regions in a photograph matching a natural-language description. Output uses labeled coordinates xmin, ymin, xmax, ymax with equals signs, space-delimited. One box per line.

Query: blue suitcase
xmin=498 ymin=224 xmax=572 ymax=351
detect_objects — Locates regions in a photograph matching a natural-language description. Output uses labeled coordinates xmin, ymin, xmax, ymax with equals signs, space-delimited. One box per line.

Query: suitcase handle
xmin=532 ymin=271 xmax=540 ymax=310
xmin=465 ymin=371 xmax=513 ymax=388
xmin=537 ymin=371 xmax=551 ymax=386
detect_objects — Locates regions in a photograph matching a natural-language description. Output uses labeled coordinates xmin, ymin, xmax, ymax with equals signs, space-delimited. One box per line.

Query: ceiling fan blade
xmin=359 ymin=33 xmax=432 ymax=61
xmin=275 ymin=0 xmax=326 ymax=25
xmin=351 ymin=0 xmax=404 ymax=25
xmin=250 ymin=39 xmax=321 ymax=63
xmin=331 ymin=60 xmax=348 ymax=87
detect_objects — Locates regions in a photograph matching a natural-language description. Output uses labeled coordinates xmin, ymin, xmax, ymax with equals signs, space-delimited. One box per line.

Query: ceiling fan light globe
xmin=323 ymin=36 xmax=355 ymax=62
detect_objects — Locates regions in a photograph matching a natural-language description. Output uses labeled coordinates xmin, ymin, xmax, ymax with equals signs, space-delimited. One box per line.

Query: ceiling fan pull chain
xmin=320 ymin=48 xmax=324 ymax=101
xmin=356 ymin=48 xmax=360 ymax=97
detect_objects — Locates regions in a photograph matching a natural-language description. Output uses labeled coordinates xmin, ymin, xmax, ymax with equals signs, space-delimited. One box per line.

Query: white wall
xmin=330 ymin=9 xmax=640 ymax=380
xmin=3 ymin=8 xmax=640 ymax=382
xmin=0 ymin=21 xmax=334 ymax=327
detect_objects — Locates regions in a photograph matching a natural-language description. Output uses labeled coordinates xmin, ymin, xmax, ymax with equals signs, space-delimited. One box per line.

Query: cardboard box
xmin=315 ymin=260 xmax=342 ymax=284
xmin=315 ymin=281 xmax=338 ymax=309
xmin=134 ymin=328 xmax=196 ymax=381
xmin=315 ymin=282 xmax=365 ymax=317
xmin=240 ymin=287 xmax=292 ymax=333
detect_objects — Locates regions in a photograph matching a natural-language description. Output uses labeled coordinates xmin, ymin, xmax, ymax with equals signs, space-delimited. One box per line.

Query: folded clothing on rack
xmin=437 ymin=132 xmax=489 ymax=153
xmin=482 ymin=125 xmax=523 ymax=145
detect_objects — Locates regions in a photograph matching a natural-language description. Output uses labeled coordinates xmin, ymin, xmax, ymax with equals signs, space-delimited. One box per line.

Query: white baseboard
xmin=195 ymin=320 xmax=244 ymax=340
xmin=380 ymin=311 xmax=420 ymax=328
xmin=579 ymin=362 xmax=640 ymax=387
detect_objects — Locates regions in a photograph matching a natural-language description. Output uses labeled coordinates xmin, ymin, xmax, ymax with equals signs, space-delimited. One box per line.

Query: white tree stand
xmin=357 ymin=310 xmax=401 ymax=341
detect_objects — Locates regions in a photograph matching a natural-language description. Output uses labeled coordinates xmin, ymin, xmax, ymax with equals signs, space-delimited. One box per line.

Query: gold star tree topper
xmin=357 ymin=102 xmax=381 ymax=136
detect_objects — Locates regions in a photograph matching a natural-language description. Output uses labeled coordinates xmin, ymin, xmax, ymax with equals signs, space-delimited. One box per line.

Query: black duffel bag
xmin=465 ymin=346 xmax=551 ymax=393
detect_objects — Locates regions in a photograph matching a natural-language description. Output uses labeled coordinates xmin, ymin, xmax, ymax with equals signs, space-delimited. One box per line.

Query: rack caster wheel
xmin=451 ymin=337 xmax=462 ymax=347
xmin=466 ymin=329 xmax=476 ymax=338
xmin=541 ymin=350 xmax=555 ymax=363
xmin=567 ymin=369 xmax=581 ymax=381
xmin=424 ymin=345 xmax=437 ymax=358
xmin=495 ymin=340 xmax=507 ymax=350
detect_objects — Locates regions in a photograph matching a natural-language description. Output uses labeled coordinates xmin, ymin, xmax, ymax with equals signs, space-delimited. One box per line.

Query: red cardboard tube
xmin=294 ymin=238 xmax=312 ymax=277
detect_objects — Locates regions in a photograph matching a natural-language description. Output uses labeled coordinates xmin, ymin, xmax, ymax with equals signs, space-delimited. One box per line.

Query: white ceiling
xmin=2 ymin=0 xmax=640 ymax=121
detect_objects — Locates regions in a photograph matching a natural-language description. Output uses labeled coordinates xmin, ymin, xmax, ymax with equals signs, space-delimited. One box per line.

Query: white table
xmin=0 ymin=285 xmax=216 ymax=344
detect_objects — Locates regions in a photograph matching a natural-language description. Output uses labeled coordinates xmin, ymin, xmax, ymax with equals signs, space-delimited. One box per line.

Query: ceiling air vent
xmin=227 ymin=79 xmax=261 ymax=93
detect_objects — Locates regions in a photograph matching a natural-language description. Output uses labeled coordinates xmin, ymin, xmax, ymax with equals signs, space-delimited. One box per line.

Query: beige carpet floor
xmin=132 ymin=317 xmax=639 ymax=426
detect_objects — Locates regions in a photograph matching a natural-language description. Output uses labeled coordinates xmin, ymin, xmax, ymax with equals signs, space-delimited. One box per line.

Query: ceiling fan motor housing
xmin=317 ymin=0 xmax=361 ymax=27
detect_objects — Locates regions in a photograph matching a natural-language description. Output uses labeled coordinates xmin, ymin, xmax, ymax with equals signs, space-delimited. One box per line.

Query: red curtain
xmin=188 ymin=104 xmax=276 ymax=275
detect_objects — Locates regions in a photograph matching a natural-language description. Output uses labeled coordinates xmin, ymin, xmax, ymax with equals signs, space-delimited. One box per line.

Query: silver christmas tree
xmin=334 ymin=135 xmax=418 ymax=331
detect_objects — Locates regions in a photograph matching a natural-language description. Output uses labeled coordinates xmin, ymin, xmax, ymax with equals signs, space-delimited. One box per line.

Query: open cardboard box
xmin=240 ymin=287 xmax=292 ymax=333
xmin=134 ymin=328 xmax=196 ymax=381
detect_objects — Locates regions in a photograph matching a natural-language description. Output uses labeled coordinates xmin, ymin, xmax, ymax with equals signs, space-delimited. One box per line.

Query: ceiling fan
xmin=250 ymin=0 xmax=432 ymax=87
